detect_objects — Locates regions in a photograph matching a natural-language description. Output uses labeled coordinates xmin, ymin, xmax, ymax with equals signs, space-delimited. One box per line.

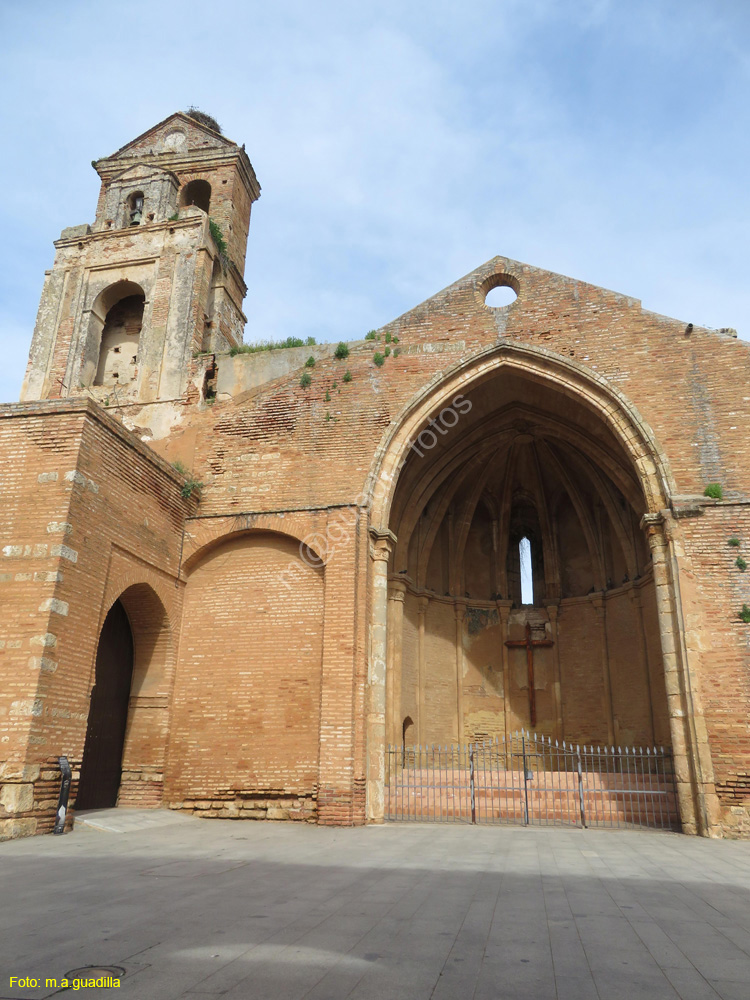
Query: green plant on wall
xmin=365 ymin=330 xmax=377 ymax=341
xmin=229 ymin=336 xmax=310 ymax=356
xmin=343 ymin=370 xmax=352 ymax=383
xmin=171 ymin=461 xmax=204 ymax=500
xmin=334 ymin=342 xmax=350 ymax=360
xmin=208 ymin=218 xmax=228 ymax=257
xmin=300 ymin=372 xmax=311 ymax=388
xmin=736 ymin=556 xmax=747 ymax=572
xmin=704 ymin=483 xmax=723 ymax=499
xmin=305 ymin=355 xmax=315 ymax=367
xmin=373 ymin=352 xmax=385 ymax=367
xmin=208 ymin=218 xmax=232 ymax=273
xmin=740 ymin=604 xmax=750 ymax=624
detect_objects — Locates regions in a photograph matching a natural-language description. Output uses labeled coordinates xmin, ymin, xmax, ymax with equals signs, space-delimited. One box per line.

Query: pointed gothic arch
xmin=77 ymin=582 xmax=174 ymax=811
xmin=365 ymin=341 xmax=718 ymax=837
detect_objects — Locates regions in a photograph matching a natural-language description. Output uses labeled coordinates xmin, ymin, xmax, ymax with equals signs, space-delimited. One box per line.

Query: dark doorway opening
xmin=76 ymin=600 xmax=134 ymax=810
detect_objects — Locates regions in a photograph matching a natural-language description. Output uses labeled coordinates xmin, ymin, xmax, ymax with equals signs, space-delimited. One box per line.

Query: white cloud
xmin=0 ymin=0 xmax=747 ymax=404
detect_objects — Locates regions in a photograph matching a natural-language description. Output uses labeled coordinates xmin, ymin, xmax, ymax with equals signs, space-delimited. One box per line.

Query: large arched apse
xmin=167 ymin=532 xmax=324 ymax=818
xmin=385 ymin=365 xmax=670 ymax=752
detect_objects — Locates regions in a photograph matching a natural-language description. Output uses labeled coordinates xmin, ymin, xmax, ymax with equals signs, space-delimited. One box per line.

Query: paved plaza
xmin=2 ymin=812 xmax=750 ymax=999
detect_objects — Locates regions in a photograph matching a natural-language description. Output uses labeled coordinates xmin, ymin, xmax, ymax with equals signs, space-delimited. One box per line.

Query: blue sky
xmin=1 ymin=0 xmax=748 ymax=402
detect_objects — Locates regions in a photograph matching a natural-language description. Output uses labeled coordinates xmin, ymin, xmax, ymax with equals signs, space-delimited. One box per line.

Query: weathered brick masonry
xmin=0 ymin=400 xmax=188 ymax=837
xmin=1 ymin=112 xmax=749 ymax=839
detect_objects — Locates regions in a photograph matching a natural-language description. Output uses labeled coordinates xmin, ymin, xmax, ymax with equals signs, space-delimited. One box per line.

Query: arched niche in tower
xmin=80 ymin=280 xmax=146 ymax=390
xmin=126 ymin=190 xmax=144 ymax=226
xmin=179 ymin=178 xmax=211 ymax=213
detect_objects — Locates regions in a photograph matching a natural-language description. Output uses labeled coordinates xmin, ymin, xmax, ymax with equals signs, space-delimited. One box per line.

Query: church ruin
xmin=1 ymin=112 xmax=749 ymax=839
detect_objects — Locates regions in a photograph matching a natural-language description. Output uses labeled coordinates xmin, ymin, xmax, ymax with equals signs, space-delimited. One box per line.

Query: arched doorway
xmin=77 ymin=583 xmax=174 ymax=811
xmin=366 ymin=342 xmax=719 ymax=834
xmin=77 ymin=600 xmax=134 ymax=810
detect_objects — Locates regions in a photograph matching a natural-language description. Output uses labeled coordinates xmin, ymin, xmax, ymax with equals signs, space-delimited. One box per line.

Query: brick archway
xmin=365 ymin=342 xmax=719 ymax=836
xmin=77 ymin=582 xmax=175 ymax=811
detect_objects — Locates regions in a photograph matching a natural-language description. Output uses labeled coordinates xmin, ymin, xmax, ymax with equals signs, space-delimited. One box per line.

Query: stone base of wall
xmin=0 ymin=758 xmax=76 ymax=841
xmin=717 ymin=803 xmax=750 ymax=839
xmin=170 ymin=792 xmax=318 ymax=823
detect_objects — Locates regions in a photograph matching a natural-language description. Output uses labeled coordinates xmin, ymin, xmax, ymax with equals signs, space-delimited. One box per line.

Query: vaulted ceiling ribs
xmin=390 ymin=401 xmax=649 ymax=602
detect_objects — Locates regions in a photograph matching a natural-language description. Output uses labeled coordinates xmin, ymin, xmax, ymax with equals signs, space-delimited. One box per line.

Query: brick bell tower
xmin=20 ymin=110 xmax=260 ymax=405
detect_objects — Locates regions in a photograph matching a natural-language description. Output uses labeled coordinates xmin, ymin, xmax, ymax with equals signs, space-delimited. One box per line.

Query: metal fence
xmin=385 ymin=731 xmax=680 ymax=831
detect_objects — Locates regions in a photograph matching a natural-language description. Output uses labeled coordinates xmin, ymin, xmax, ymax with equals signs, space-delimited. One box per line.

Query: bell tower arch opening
xmin=127 ymin=190 xmax=144 ymax=226
xmin=180 ymin=178 xmax=211 ymax=213
xmin=89 ymin=280 xmax=145 ymax=391
xmin=366 ymin=341 xmax=718 ymax=835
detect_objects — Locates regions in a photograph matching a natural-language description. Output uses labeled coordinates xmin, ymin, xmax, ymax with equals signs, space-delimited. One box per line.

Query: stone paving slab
xmin=1 ymin=816 xmax=750 ymax=999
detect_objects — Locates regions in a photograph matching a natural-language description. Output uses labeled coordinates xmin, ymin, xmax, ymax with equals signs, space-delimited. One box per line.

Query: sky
xmin=1 ymin=0 xmax=748 ymax=403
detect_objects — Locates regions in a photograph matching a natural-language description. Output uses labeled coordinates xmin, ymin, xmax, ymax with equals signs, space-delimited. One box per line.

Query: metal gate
xmin=385 ymin=731 xmax=680 ymax=830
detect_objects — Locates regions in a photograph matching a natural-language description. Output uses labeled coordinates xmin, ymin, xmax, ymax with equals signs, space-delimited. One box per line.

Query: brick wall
xmin=5 ymin=248 xmax=750 ymax=838
xmin=0 ymin=400 xmax=187 ymax=839
xmin=166 ymin=531 xmax=324 ymax=822
xmin=679 ymin=506 xmax=750 ymax=834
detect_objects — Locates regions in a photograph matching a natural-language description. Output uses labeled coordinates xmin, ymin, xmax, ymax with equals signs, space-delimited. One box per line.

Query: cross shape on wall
xmin=505 ymin=621 xmax=553 ymax=728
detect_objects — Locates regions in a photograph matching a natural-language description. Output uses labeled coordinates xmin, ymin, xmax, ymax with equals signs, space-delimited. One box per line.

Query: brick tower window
xmin=127 ymin=191 xmax=144 ymax=226
xmin=180 ymin=179 xmax=211 ymax=213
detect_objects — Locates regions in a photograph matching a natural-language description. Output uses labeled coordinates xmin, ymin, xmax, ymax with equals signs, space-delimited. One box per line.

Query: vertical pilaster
xmin=417 ymin=596 xmax=429 ymax=745
xmin=642 ymin=512 xmax=720 ymax=837
xmin=366 ymin=527 xmax=395 ymax=823
xmin=387 ymin=579 xmax=407 ymax=750
xmin=592 ymin=595 xmax=616 ymax=745
xmin=454 ymin=599 xmax=466 ymax=741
